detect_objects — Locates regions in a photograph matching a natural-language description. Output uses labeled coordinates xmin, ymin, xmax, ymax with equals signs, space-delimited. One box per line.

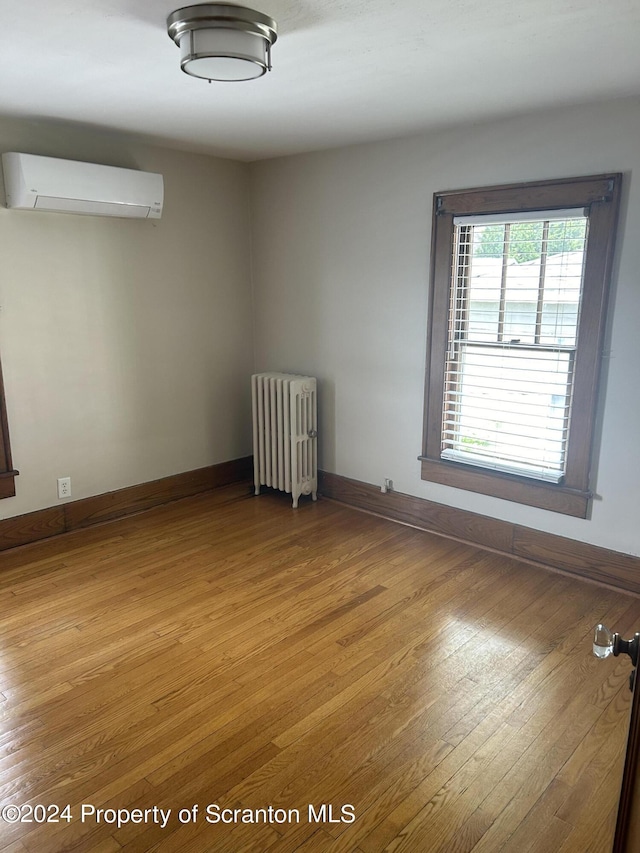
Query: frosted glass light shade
xmin=167 ymin=5 xmax=277 ymax=83
xmin=179 ymin=29 xmax=267 ymax=81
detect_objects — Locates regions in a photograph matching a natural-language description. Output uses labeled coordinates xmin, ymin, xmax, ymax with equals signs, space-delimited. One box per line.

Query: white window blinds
xmin=441 ymin=210 xmax=588 ymax=483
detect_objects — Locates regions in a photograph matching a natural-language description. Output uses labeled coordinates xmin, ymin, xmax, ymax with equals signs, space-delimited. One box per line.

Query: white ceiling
xmin=2 ymin=0 xmax=640 ymax=161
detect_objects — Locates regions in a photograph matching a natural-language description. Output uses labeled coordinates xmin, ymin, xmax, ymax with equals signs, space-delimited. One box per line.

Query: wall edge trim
xmin=319 ymin=470 xmax=640 ymax=596
xmin=0 ymin=456 xmax=253 ymax=553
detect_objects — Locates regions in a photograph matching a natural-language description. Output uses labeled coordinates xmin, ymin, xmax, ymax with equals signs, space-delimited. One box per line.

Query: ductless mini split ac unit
xmin=1 ymin=152 xmax=164 ymax=219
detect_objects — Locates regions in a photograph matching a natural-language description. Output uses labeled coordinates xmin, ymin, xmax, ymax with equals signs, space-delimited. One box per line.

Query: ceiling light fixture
xmin=167 ymin=4 xmax=277 ymax=82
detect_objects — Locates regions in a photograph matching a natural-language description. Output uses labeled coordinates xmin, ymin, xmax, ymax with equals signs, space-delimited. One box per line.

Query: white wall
xmin=249 ymin=97 xmax=640 ymax=557
xmin=0 ymin=117 xmax=254 ymax=518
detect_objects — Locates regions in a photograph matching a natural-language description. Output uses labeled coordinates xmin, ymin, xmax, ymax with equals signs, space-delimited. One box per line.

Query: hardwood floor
xmin=0 ymin=484 xmax=638 ymax=852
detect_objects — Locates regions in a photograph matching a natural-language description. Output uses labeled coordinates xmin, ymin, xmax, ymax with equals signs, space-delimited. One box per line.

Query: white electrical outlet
xmin=381 ymin=478 xmax=393 ymax=494
xmin=57 ymin=477 xmax=71 ymax=499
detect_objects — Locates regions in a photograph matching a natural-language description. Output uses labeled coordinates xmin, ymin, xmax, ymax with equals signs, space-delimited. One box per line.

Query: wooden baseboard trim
xmin=4 ymin=463 xmax=637 ymax=595
xmin=0 ymin=456 xmax=253 ymax=553
xmin=319 ymin=471 xmax=640 ymax=596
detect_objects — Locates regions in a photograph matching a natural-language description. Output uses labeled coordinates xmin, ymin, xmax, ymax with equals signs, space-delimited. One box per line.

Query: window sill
xmin=0 ymin=470 xmax=19 ymax=500
xmin=419 ymin=457 xmax=589 ymax=518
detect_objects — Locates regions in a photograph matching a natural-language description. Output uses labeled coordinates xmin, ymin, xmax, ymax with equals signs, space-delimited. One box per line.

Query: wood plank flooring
xmin=0 ymin=484 xmax=638 ymax=852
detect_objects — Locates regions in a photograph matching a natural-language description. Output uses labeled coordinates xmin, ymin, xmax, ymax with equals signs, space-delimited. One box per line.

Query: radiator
xmin=251 ymin=372 xmax=318 ymax=508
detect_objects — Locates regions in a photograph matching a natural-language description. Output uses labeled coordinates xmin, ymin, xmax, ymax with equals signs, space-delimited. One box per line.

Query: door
xmin=594 ymin=624 xmax=640 ymax=852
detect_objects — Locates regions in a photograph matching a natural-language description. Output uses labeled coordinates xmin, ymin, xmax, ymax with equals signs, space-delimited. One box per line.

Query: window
xmin=0 ymin=353 xmax=17 ymax=499
xmin=421 ymin=175 xmax=622 ymax=518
